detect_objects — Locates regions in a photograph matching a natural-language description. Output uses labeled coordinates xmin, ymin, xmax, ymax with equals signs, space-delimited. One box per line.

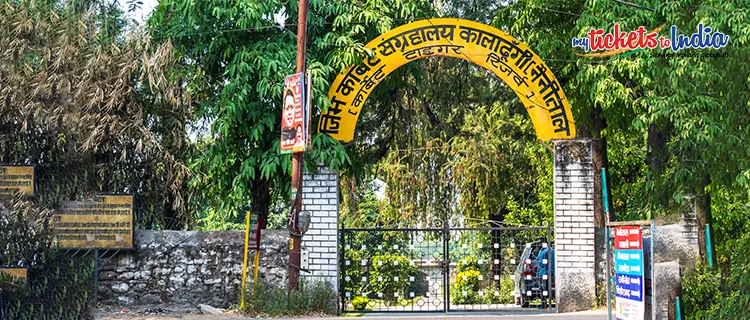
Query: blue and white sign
xmin=615 ymin=274 xmax=643 ymax=302
xmin=614 ymin=249 xmax=644 ymax=276
xmin=614 ymin=227 xmax=645 ymax=320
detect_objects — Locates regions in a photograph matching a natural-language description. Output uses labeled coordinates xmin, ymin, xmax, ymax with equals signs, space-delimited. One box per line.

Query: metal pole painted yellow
xmin=239 ymin=211 xmax=251 ymax=310
xmin=253 ymin=249 xmax=261 ymax=293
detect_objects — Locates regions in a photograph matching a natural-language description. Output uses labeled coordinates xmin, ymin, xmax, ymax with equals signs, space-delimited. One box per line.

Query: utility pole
xmin=287 ymin=0 xmax=308 ymax=293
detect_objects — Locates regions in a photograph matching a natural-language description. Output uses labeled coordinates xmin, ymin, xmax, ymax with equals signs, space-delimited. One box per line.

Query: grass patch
xmin=242 ymin=280 xmax=337 ymax=317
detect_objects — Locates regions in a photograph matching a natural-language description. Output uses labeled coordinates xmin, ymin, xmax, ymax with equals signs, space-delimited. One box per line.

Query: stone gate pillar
xmin=300 ymin=166 xmax=339 ymax=289
xmin=553 ymin=139 xmax=596 ymax=312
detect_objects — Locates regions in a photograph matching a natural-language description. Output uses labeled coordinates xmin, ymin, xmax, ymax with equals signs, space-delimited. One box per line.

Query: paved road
xmin=232 ymin=310 xmax=608 ymax=320
xmin=97 ymin=309 xmax=609 ymax=320
xmin=294 ymin=311 xmax=606 ymax=320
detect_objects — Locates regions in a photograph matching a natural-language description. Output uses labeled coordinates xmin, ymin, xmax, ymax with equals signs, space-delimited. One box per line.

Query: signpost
xmin=240 ymin=211 xmax=263 ymax=310
xmin=51 ymin=194 xmax=135 ymax=305
xmin=613 ymin=225 xmax=645 ymax=320
xmin=52 ymin=194 xmax=134 ymax=249
xmin=0 ymin=165 xmax=34 ymax=200
xmin=0 ymin=267 xmax=28 ymax=287
xmin=643 ymin=234 xmax=654 ymax=320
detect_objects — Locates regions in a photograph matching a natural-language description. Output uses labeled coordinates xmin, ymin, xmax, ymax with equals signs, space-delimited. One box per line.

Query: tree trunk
xmin=696 ymin=174 xmax=713 ymax=265
xmin=489 ymin=209 xmax=508 ymax=286
xmin=646 ymin=120 xmax=672 ymax=205
xmin=583 ymin=103 xmax=613 ymax=305
xmin=252 ymin=177 xmax=271 ymax=229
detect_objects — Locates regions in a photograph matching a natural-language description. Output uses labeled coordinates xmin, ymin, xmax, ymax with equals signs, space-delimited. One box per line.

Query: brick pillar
xmin=301 ymin=166 xmax=339 ymax=289
xmin=553 ymin=139 xmax=596 ymax=312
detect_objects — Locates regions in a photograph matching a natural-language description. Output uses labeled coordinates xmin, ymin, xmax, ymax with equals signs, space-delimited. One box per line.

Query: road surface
xmin=97 ymin=309 xmax=609 ymax=320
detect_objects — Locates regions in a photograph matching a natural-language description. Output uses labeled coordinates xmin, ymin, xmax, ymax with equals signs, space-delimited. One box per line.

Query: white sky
xmin=121 ymin=0 xmax=158 ymax=25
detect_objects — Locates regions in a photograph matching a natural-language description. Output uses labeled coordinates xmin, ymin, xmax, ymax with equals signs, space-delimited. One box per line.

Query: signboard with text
xmin=247 ymin=212 xmax=261 ymax=250
xmin=643 ymin=237 xmax=653 ymax=319
xmin=614 ymin=226 xmax=645 ymax=320
xmin=0 ymin=165 xmax=34 ymax=199
xmin=52 ymin=194 xmax=134 ymax=249
xmin=0 ymin=267 xmax=28 ymax=287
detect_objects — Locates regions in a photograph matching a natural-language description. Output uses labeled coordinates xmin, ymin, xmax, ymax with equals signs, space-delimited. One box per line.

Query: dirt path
xmin=94 ymin=305 xmax=245 ymax=320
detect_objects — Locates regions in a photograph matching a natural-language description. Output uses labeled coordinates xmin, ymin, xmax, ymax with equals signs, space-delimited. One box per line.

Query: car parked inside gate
xmin=514 ymin=239 xmax=555 ymax=308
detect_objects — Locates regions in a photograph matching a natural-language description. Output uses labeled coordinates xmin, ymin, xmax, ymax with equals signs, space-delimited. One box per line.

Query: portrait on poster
xmin=280 ymin=73 xmax=307 ymax=154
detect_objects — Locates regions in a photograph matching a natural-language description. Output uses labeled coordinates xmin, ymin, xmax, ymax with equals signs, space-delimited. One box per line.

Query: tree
xmin=0 ymin=0 xmax=193 ymax=229
xmin=149 ymin=0 xmax=433 ymax=229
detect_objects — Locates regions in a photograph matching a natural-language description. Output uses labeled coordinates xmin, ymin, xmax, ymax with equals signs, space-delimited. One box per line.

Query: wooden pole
xmin=287 ymin=0 xmax=308 ymax=293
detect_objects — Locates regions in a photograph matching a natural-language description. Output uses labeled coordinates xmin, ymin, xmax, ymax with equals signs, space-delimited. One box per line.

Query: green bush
xmin=456 ymin=256 xmax=482 ymax=273
xmin=0 ymin=199 xmax=93 ymax=319
xmin=682 ymin=263 xmax=722 ymax=318
xmin=351 ymin=296 xmax=369 ymax=310
xmin=369 ymin=255 xmax=417 ymax=305
xmin=486 ymin=276 xmax=515 ymax=304
xmin=683 ymin=238 xmax=750 ymax=320
xmin=242 ymin=280 xmax=337 ymax=317
xmin=451 ymin=269 xmax=482 ymax=304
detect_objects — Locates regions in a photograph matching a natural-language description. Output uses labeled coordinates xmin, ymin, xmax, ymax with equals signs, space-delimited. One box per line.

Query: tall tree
xmin=0 ymin=0 xmax=193 ymax=229
xmin=149 ymin=0 xmax=432 ymax=228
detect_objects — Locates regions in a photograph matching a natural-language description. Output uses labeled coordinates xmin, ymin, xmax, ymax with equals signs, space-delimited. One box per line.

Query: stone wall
xmin=553 ymin=139 xmax=596 ymax=313
xmin=300 ymin=166 xmax=339 ymax=289
xmin=98 ymin=229 xmax=288 ymax=307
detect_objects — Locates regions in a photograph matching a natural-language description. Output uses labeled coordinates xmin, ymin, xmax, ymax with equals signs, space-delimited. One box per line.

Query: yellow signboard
xmin=0 ymin=165 xmax=34 ymax=199
xmin=0 ymin=267 xmax=28 ymax=287
xmin=52 ymin=195 xmax=134 ymax=249
xmin=319 ymin=18 xmax=576 ymax=142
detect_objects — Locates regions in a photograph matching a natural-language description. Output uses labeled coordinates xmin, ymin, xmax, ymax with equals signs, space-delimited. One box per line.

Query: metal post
xmin=705 ymin=224 xmax=714 ymax=268
xmin=443 ymin=218 xmax=449 ymax=313
xmin=601 ymin=169 xmax=611 ymax=224
xmin=675 ymin=296 xmax=682 ymax=320
xmin=650 ymin=220 xmax=655 ymax=320
xmin=93 ymin=249 xmax=99 ymax=304
xmin=339 ymin=219 xmax=345 ymax=314
xmin=546 ymin=224 xmax=552 ymax=311
xmin=606 ymin=226 xmax=611 ymax=320
xmin=287 ymin=0 xmax=309 ymax=293
xmin=240 ymin=212 xmax=252 ymax=310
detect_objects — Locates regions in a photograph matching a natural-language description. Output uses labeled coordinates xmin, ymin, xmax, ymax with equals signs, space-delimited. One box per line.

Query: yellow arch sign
xmin=318 ymin=18 xmax=576 ymax=142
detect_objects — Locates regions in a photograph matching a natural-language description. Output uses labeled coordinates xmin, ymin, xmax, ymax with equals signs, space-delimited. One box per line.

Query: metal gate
xmin=339 ymin=222 xmax=555 ymax=313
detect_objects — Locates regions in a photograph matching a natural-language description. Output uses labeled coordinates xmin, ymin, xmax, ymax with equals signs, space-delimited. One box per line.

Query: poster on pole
xmin=52 ymin=194 xmax=134 ymax=249
xmin=614 ymin=226 xmax=645 ymax=320
xmin=280 ymin=72 xmax=307 ymax=154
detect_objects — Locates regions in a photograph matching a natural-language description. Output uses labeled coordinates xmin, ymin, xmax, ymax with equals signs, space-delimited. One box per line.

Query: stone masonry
xmin=300 ymin=165 xmax=339 ymax=289
xmin=98 ymin=229 xmax=288 ymax=307
xmin=553 ymin=139 xmax=596 ymax=312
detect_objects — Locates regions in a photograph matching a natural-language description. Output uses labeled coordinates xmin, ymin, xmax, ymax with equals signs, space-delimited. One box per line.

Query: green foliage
xmin=456 ymin=256 xmax=482 ymax=274
xmin=683 ymin=263 xmax=722 ymax=318
xmin=683 ymin=238 xmax=750 ymax=319
xmin=0 ymin=198 xmax=93 ymax=319
xmin=450 ymin=268 xmax=514 ymax=305
xmin=243 ymin=280 xmax=337 ymax=317
xmin=451 ymin=269 xmax=482 ymax=305
xmin=150 ymin=0 xmax=432 ymax=229
xmin=0 ymin=0 xmax=194 ymax=229
xmin=351 ymin=296 xmax=370 ymax=311
xmin=488 ymin=276 xmax=515 ymax=304
xmin=369 ymin=255 xmax=417 ymax=305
